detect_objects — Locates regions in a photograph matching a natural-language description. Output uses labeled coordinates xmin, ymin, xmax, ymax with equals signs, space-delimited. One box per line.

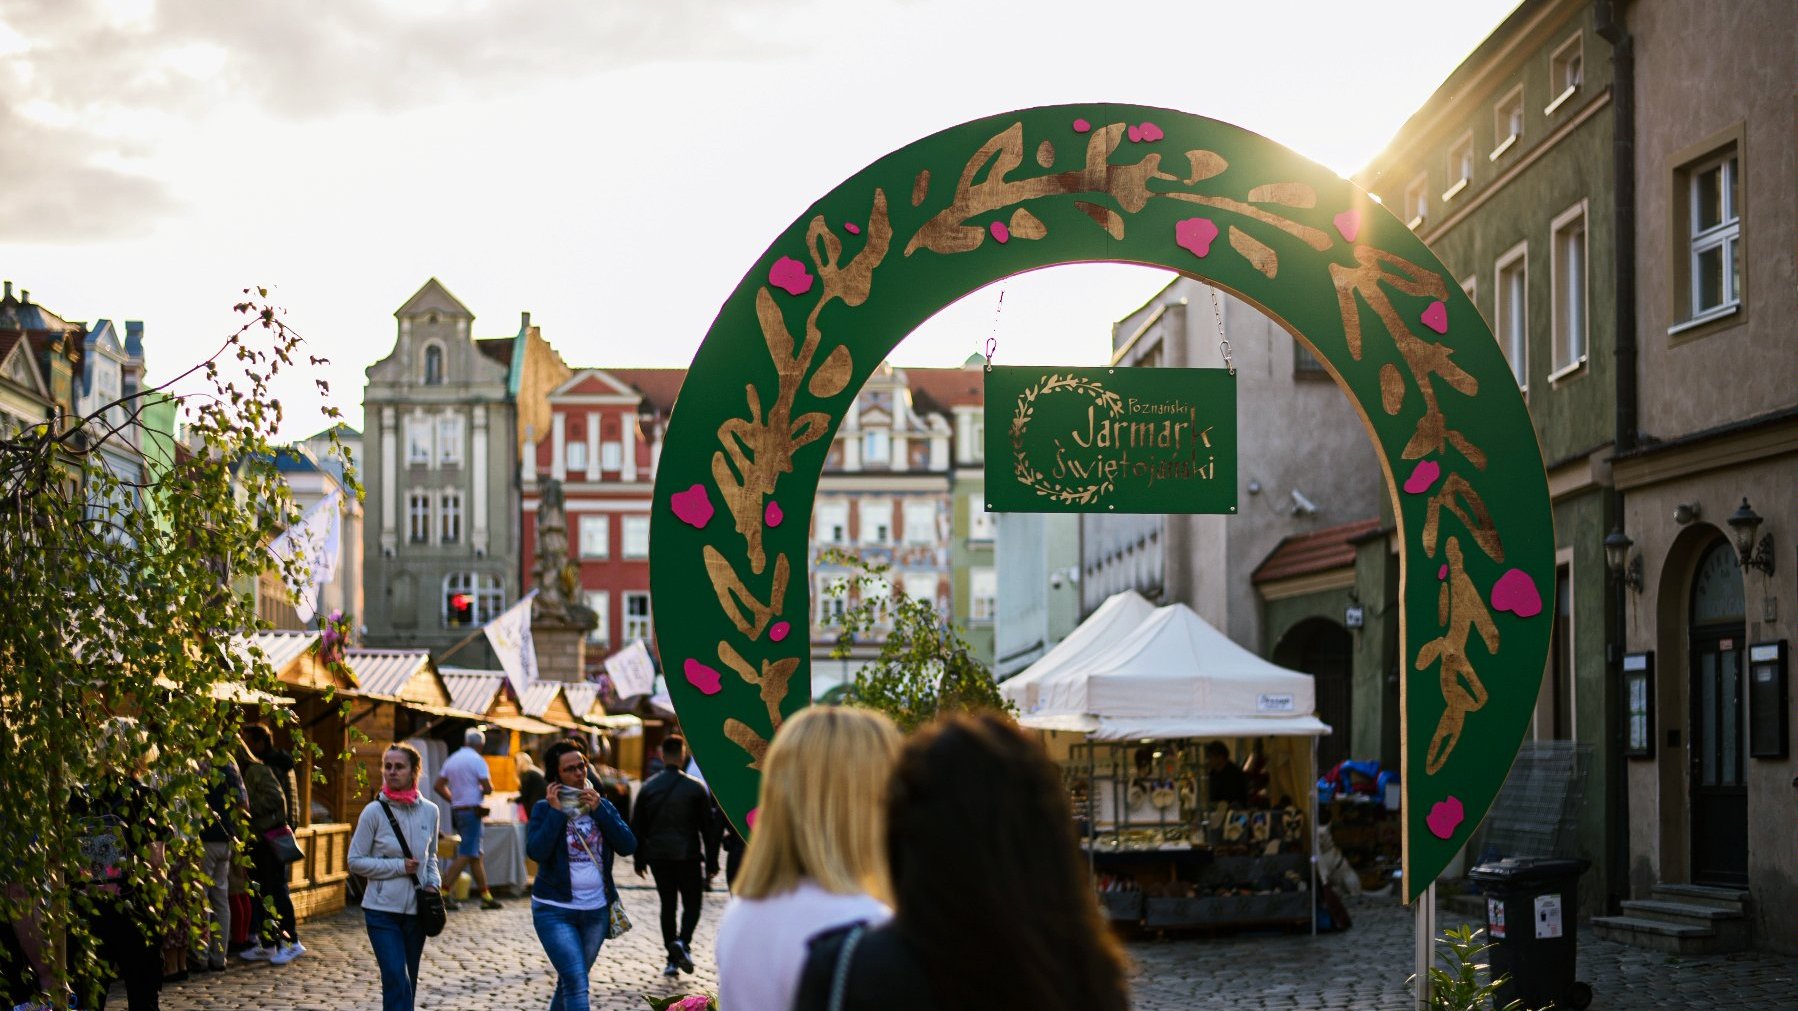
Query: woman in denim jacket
xmin=528 ymin=739 xmax=638 ymax=1011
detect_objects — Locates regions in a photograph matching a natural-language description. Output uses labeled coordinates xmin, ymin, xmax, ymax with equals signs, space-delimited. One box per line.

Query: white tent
xmin=1015 ymin=601 xmax=1331 ymax=741
xmin=999 ymin=590 xmax=1156 ymax=729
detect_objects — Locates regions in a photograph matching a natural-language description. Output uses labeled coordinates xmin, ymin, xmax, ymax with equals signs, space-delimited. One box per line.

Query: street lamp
xmin=1604 ymin=528 xmax=1642 ymax=593
xmin=1726 ymin=498 xmax=1775 ymax=575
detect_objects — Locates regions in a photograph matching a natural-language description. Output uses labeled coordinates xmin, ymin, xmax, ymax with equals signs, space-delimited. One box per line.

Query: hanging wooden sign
xmin=984 ymin=366 xmax=1237 ymax=514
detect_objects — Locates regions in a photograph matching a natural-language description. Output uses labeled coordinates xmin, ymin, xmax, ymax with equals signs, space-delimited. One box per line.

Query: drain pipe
xmin=1597 ymin=0 xmax=1637 ymax=916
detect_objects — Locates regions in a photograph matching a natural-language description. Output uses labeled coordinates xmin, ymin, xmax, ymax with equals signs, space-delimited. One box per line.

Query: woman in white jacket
xmin=348 ymin=743 xmax=443 ymax=1011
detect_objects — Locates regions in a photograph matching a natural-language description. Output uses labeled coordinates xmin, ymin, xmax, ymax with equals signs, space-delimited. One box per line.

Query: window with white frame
xmin=1548 ymin=34 xmax=1582 ymax=113
xmin=967 ymin=494 xmax=994 ymax=541
xmin=622 ymin=515 xmax=650 ymax=558
xmin=1404 ymin=175 xmax=1429 ymax=229
xmin=444 ymin=572 xmax=504 ymax=628
xmin=816 ymin=576 xmax=848 ymax=625
xmin=859 ymin=500 xmax=891 ymax=544
xmin=1682 ymin=150 xmax=1741 ymax=322
xmin=902 ymin=572 xmax=937 ymax=606
xmin=1551 ymin=204 xmax=1588 ymax=375
xmin=440 ymin=490 xmax=462 ymax=544
xmin=437 ymin=413 xmax=463 ymax=466
xmin=1445 ymin=134 xmax=1474 ymax=199
xmin=622 ymin=592 xmax=652 ymax=641
xmin=816 ymin=500 xmax=849 ymax=542
xmin=579 ymin=514 xmax=610 ymax=558
xmin=969 ymin=417 xmax=984 ymax=463
xmin=970 ymin=567 xmax=997 ymax=622
xmin=902 ymin=499 xmax=937 ymax=544
xmin=862 ymin=576 xmax=892 ymax=621
xmin=1496 ymin=245 xmax=1529 ymax=391
xmin=406 ymin=416 xmax=433 ymax=465
xmin=601 ymin=441 xmax=623 ymax=471
xmin=1493 ymin=87 xmax=1524 ymax=159
xmin=862 ymin=429 xmax=890 ymax=467
xmin=408 ymin=490 xmax=431 ymax=543
xmin=565 ymin=439 xmax=588 ymax=473
xmin=584 ymin=590 xmax=609 ymax=645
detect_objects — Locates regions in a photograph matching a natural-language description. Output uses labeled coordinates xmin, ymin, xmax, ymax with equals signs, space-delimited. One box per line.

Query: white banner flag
xmin=604 ymin=639 xmax=657 ymax=699
xmin=267 ymin=490 xmax=342 ymax=624
xmin=484 ymin=589 xmax=539 ymax=692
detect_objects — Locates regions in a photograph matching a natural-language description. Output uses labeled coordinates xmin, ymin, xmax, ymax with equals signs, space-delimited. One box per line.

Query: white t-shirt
xmin=532 ymin=811 xmax=608 ymax=911
xmin=439 ymin=746 xmax=489 ymax=808
xmin=715 ymin=881 xmax=892 ymax=1011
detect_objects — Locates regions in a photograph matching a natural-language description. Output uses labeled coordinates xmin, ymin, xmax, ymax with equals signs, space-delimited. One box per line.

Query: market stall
xmin=1002 ymin=599 xmax=1330 ymax=933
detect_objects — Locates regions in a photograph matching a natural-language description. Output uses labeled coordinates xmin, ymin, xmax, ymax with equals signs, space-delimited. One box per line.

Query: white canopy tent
xmin=999 ymin=590 xmax=1156 ymax=727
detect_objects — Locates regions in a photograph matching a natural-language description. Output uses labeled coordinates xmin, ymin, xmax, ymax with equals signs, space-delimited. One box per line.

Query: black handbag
xmin=378 ymin=799 xmax=447 ymax=937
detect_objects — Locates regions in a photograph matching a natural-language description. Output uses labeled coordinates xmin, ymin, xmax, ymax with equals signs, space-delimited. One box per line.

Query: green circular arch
xmin=650 ymin=103 xmax=1553 ymax=900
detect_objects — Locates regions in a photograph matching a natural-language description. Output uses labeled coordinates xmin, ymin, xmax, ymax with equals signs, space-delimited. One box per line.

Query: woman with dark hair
xmin=526 ymin=739 xmax=637 ymax=1011
xmin=794 ymin=712 xmax=1130 ymax=1011
xmin=348 ymin=743 xmax=441 ymax=1011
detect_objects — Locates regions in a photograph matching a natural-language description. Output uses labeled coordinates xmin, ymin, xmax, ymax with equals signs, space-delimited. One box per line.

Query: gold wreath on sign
xmin=1009 ymin=373 xmax=1125 ymax=506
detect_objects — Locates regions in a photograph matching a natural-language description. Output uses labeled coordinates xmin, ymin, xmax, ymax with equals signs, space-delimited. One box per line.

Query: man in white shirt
xmin=434 ymin=727 xmax=501 ymax=910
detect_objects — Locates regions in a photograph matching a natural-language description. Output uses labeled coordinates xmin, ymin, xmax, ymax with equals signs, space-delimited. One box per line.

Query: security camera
xmin=1290 ymin=489 xmax=1319 ymax=516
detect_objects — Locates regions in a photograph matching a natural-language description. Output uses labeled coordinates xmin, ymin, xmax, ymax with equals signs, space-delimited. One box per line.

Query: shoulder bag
xmin=262 ymin=825 xmax=305 ymax=864
xmin=827 ymin=923 xmax=867 ymax=1011
xmin=564 ymin=812 xmax=632 ymax=939
xmin=377 ymin=799 xmax=446 ymax=937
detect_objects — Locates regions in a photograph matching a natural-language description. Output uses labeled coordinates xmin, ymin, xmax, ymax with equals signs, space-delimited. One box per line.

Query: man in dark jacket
xmin=630 ymin=735 xmax=720 ymax=978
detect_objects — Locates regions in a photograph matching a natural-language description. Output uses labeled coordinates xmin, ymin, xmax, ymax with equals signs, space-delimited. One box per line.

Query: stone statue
xmin=533 ymin=479 xmax=596 ymax=628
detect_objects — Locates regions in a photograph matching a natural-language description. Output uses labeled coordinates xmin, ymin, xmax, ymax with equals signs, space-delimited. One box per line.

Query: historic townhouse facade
xmin=361 ymin=279 xmax=568 ymax=665
xmin=1355 ymin=0 xmax=1621 ymax=917
xmin=519 ymin=367 xmax=682 ymax=672
xmin=1608 ymin=0 xmax=1796 ymax=952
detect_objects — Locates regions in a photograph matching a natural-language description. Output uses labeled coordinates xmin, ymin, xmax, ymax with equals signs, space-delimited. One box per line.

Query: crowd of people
xmin=7 ymin=707 xmax=1128 ymax=1011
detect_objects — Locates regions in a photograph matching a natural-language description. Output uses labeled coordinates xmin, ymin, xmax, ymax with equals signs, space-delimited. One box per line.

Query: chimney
xmin=520 ymin=311 xmax=531 ymax=333
xmin=20 ymin=290 xmax=28 ymax=304
xmin=3 ymin=281 xmax=11 ymax=299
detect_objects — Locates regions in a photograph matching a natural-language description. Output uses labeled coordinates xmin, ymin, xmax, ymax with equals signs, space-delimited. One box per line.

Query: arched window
xmin=444 ymin=572 xmax=505 ymax=628
xmin=1691 ymin=539 xmax=1744 ymax=626
xmin=423 ymin=343 xmax=444 ymax=386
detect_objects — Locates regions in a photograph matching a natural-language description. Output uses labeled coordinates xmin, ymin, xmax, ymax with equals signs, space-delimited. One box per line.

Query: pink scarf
xmin=382 ymin=785 xmax=421 ymax=806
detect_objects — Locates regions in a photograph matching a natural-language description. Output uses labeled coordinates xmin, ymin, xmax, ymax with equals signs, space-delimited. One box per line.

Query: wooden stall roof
xmin=520 ymin=682 xmax=583 ymax=730
xmin=441 ymin=668 xmax=561 ymax=735
xmin=343 ymin=648 xmax=452 ymax=707
xmin=238 ymin=630 xmax=356 ymax=693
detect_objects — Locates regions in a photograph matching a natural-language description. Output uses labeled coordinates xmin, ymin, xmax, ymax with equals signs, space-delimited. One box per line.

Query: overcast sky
xmin=0 ymin=0 xmax=1521 ymax=440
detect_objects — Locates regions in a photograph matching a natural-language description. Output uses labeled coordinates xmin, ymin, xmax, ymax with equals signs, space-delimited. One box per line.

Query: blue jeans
xmin=452 ymin=807 xmax=485 ymax=857
xmin=365 ymin=908 xmax=426 ymax=1011
xmin=531 ymin=901 xmax=608 ymax=1011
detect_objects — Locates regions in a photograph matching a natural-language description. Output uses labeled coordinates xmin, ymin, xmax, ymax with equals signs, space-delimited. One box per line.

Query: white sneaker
xmin=270 ymin=942 xmax=307 ymax=965
xmin=239 ymin=944 xmax=274 ymax=961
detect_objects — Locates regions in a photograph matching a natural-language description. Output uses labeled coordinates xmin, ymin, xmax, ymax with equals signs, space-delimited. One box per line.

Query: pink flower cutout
xmin=989 ymin=220 xmax=1010 ymax=244
xmin=844 ymin=222 xmax=861 ymax=235
xmin=1439 ymin=564 xmax=1449 ymax=581
xmin=764 ymin=500 xmax=783 ymax=528
xmin=1333 ymin=210 xmax=1361 ymax=243
xmin=1491 ymin=569 xmax=1544 ymax=618
xmin=1072 ymin=118 xmax=1091 ymax=133
xmin=1426 ymin=796 xmax=1464 ymax=839
xmin=1403 ymin=460 xmax=1441 ymax=495
xmin=768 ymin=621 xmax=791 ymax=643
xmin=670 ymin=484 xmax=714 ymax=529
xmin=745 ymin=807 xmax=759 ymax=830
xmin=1127 ymin=121 xmax=1163 ymax=143
xmin=1175 ymin=217 xmax=1219 ymax=258
xmin=769 ymin=256 xmax=814 ymax=296
xmin=1420 ymin=300 xmax=1448 ymax=335
xmin=683 ymin=659 xmax=722 ymax=696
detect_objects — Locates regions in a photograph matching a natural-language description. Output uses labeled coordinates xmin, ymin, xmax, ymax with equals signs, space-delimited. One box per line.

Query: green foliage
xmin=821 ymin=548 xmax=1014 ymax=733
xmin=1410 ymin=923 xmax=1529 ymax=1011
xmin=0 ymin=290 xmax=355 ymax=1007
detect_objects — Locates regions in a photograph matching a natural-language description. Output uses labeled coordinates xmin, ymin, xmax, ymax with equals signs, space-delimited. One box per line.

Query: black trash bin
xmin=1467 ymin=857 xmax=1592 ymax=1010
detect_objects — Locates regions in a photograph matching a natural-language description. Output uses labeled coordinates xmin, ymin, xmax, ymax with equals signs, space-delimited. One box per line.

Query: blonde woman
xmin=713 ymin=706 xmax=902 ymax=1011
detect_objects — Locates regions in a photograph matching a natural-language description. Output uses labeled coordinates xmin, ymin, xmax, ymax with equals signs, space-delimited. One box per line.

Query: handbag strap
xmin=827 ymin=924 xmax=866 ymax=1011
xmin=376 ymin=799 xmax=423 ymax=887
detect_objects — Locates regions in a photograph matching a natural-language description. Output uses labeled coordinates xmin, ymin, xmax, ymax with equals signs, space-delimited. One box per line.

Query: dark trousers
xmin=249 ymin=840 xmax=299 ymax=946
xmin=75 ymin=899 xmax=162 ymax=1010
xmin=648 ymin=860 xmax=704 ymax=953
xmin=364 ymin=908 xmax=426 ymax=1011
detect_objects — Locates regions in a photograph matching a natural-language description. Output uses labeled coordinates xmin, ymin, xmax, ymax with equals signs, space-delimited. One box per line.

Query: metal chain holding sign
xmin=1209 ymin=286 xmax=1233 ymax=376
xmin=985 ymin=289 xmax=1006 ymax=372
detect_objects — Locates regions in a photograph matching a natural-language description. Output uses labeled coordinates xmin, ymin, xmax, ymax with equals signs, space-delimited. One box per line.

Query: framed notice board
xmin=1748 ymin=640 xmax=1788 ymax=759
xmin=1623 ymin=652 xmax=1654 ymax=759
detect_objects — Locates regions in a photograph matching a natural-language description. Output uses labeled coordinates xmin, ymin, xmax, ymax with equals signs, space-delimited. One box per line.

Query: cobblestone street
xmin=141 ymin=886 xmax=1798 ymax=1010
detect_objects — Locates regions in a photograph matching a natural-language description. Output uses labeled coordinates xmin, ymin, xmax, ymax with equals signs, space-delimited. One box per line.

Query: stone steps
xmin=1592 ymin=882 xmax=1751 ymax=955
